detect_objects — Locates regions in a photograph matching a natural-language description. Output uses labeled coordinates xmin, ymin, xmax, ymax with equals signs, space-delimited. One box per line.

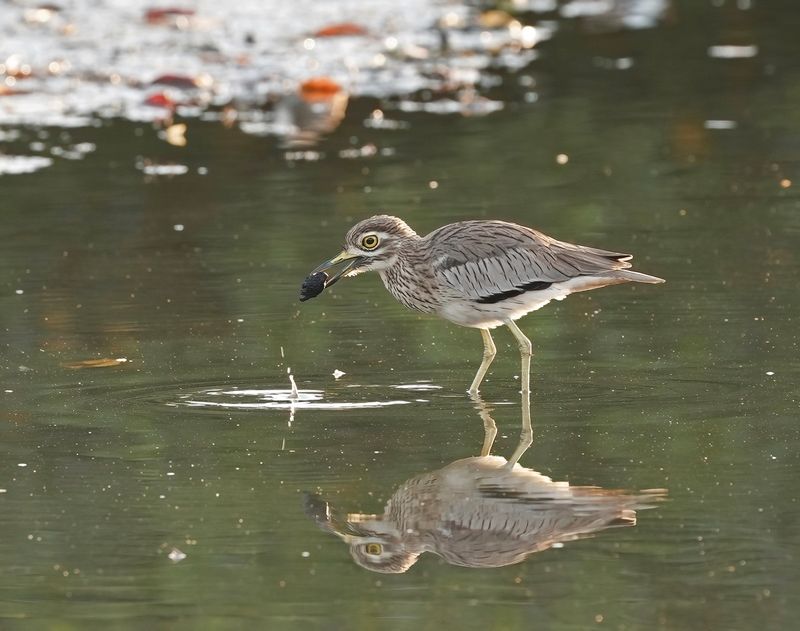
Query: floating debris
xmin=50 ymin=142 xmax=96 ymax=160
xmin=161 ymin=123 xmax=187 ymax=146
xmin=338 ymin=144 xmax=378 ymax=159
xmin=284 ymin=150 xmax=324 ymax=162
xmin=144 ymin=93 xmax=177 ymax=109
xmin=593 ymin=56 xmax=634 ymax=70
xmin=313 ymin=23 xmax=368 ymax=38
xmin=708 ymin=44 xmax=759 ymax=59
xmin=0 ymin=155 xmax=53 ymax=175
xmin=363 ymin=109 xmax=410 ymax=130
xmin=145 ymin=8 xmax=195 ymax=26
xmin=332 ymin=369 xmax=346 ymax=379
xmin=151 ymin=74 xmax=210 ymax=89
xmin=137 ymin=161 xmax=189 ymax=176
xmin=63 ymin=357 xmax=128 ymax=369
xmin=167 ymin=548 xmax=187 ymax=562
xmin=396 ymin=97 xmax=504 ymax=116
xmin=704 ymin=120 xmax=737 ymax=130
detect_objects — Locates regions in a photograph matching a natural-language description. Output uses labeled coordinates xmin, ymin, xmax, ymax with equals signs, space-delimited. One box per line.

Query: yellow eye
xmin=361 ymin=234 xmax=379 ymax=250
xmin=365 ymin=543 xmax=382 ymax=555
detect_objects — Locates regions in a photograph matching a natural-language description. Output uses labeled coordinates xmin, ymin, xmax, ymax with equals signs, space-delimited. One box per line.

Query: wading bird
xmin=302 ymin=215 xmax=663 ymax=394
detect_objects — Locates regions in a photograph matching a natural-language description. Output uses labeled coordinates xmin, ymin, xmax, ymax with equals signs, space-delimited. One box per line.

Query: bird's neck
xmin=380 ymin=236 xmax=421 ymax=274
xmin=377 ymin=237 xmax=437 ymax=314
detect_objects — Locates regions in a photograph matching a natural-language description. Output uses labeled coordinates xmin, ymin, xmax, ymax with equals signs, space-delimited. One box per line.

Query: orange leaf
xmin=313 ymin=23 xmax=367 ymax=38
xmin=300 ymin=77 xmax=343 ymax=102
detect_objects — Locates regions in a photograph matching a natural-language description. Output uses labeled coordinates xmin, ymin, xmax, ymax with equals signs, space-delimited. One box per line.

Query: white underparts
xmin=437 ymin=276 xmax=625 ymax=328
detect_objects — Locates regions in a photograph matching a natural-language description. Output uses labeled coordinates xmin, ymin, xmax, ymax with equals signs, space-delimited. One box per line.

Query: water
xmin=2 ymin=1 xmax=800 ymax=629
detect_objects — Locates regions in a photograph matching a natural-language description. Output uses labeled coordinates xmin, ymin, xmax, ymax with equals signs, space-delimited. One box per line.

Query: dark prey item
xmin=299 ymin=271 xmax=328 ymax=301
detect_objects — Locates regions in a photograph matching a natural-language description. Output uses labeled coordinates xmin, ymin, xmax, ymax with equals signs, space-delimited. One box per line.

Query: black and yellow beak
xmin=310 ymin=250 xmax=365 ymax=287
xmin=302 ymin=492 xmax=372 ymax=543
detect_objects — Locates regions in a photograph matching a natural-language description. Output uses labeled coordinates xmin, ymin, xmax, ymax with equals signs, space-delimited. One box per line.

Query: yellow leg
xmin=469 ymin=393 xmax=498 ymax=456
xmin=504 ymin=319 xmax=532 ymax=395
xmin=506 ymin=389 xmax=532 ymax=467
xmin=504 ymin=319 xmax=533 ymax=467
xmin=467 ymin=328 xmax=497 ymax=395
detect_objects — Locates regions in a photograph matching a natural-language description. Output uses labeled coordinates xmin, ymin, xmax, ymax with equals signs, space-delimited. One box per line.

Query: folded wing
xmin=426 ymin=220 xmax=647 ymax=303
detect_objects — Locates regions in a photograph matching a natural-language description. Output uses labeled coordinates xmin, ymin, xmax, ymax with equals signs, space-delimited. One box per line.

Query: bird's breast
xmin=380 ymin=263 xmax=440 ymax=314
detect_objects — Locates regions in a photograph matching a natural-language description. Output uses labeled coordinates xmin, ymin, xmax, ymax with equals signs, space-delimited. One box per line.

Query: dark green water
xmin=2 ymin=3 xmax=799 ymax=630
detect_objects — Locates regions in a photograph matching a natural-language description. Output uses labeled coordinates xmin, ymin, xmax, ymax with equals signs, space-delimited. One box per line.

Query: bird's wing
xmin=427 ymin=221 xmax=632 ymax=302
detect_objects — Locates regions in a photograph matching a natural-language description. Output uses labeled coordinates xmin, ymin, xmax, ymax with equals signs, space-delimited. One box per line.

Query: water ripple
xmin=172 ymin=387 xmax=414 ymax=411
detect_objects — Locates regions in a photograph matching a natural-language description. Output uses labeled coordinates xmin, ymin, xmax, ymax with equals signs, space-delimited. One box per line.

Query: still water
xmin=2 ymin=1 xmax=799 ymax=629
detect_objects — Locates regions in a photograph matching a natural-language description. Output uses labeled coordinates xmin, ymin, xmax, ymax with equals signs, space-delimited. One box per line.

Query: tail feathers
xmin=613 ymin=269 xmax=665 ymax=284
xmin=560 ymin=269 xmax=665 ymax=295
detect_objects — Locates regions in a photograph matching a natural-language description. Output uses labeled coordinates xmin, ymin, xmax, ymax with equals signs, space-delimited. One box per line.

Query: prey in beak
xmin=302 ymin=492 xmax=385 ymax=543
xmin=299 ymin=250 xmax=364 ymax=302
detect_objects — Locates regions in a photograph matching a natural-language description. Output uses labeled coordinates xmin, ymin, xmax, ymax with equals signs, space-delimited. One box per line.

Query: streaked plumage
xmin=306 ymin=455 xmax=665 ymax=573
xmin=307 ymin=215 xmax=664 ymax=395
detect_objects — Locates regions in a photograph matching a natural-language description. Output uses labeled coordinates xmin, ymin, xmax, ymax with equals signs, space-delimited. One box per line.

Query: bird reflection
xmin=305 ymin=400 xmax=665 ymax=573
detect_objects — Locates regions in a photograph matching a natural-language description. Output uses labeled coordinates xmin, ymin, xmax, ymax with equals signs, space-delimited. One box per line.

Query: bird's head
xmin=348 ymin=537 xmax=419 ymax=574
xmin=338 ymin=515 xmax=419 ymax=574
xmin=304 ymin=492 xmax=421 ymax=573
xmin=309 ymin=215 xmax=418 ymax=285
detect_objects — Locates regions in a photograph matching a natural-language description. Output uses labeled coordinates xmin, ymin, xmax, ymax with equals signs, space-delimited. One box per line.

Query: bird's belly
xmin=438 ymin=285 xmax=572 ymax=328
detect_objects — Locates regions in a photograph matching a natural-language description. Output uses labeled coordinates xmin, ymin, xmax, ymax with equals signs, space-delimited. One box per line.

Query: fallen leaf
xmin=145 ymin=8 xmax=195 ymax=25
xmin=151 ymin=74 xmax=198 ymax=89
xmin=163 ymin=123 xmax=187 ymax=146
xmin=479 ymin=10 xmax=514 ymax=29
xmin=313 ymin=23 xmax=368 ymax=38
xmin=63 ymin=358 xmax=129 ymax=369
xmin=300 ymin=77 xmax=343 ymax=102
xmin=144 ymin=92 xmax=176 ymax=108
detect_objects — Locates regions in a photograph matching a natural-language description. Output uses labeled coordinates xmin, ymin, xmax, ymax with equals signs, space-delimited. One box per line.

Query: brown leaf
xmin=63 ymin=357 xmax=129 ymax=369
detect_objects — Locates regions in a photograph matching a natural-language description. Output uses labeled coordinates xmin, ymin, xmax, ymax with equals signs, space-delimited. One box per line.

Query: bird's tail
xmin=613 ymin=270 xmax=665 ymax=284
xmin=565 ymin=269 xmax=665 ymax=294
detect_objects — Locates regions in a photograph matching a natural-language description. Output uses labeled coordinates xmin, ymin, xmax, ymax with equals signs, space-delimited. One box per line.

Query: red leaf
xmin=313 ymin=23 xmax=368 ymax=38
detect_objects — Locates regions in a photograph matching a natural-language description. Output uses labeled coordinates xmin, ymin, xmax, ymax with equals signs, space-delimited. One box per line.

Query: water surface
xmin=1 ymin=1 xmax=799 ymax=629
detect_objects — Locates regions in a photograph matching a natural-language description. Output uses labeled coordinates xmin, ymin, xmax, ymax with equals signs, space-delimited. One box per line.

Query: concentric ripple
xmin=172 ymin=386 xmax=415 ymax=411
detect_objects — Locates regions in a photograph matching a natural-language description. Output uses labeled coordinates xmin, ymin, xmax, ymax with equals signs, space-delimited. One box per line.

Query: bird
xmin=305 ymin=453 xmax=665 ymax=573
xmin=303 ymin=215 xmax=664 ymax=395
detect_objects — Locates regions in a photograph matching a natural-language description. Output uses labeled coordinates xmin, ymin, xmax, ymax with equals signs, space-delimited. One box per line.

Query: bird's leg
xmin=506 ymin=389 xmax=533 ymax=467
xmin=469 ymin=393 xmax=497 ymax=456
xmin=503 ymin=319 xmax=533 ymax=467
xmin=504 ymin=319 xmax=532 ymax=395
xmin=467 ymin=328 xmax=497 ymax=395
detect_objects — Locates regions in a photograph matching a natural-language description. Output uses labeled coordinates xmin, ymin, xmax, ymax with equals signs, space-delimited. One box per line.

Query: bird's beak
xmin=311 ymin=250 xmax=365 ymax=287
xmin=303 ymin=493 xmax=390 ymax=543
xmin=327 ymin=520 xmax=385 ymax=544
